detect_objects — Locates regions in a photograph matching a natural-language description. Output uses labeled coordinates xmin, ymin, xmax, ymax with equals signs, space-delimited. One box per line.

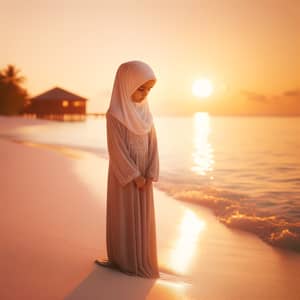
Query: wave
xmin=155 ymin=180 xmax=300 ymax=253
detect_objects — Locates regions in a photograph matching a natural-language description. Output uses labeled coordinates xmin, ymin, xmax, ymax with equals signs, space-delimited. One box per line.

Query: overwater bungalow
xmin=23 ymin=87 xmax=88 ymax=121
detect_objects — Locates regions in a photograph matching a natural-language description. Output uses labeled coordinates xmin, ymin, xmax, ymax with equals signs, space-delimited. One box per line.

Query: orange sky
xmin=1 ymin=0 xmax=299 ymax=116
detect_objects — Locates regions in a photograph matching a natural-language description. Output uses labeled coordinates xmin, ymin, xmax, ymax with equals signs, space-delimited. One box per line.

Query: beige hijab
xmin=106 ymin=60 xmax=156 ymax=135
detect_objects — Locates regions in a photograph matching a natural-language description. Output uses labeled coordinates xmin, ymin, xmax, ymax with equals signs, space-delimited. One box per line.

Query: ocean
xmin=4 ymin=114 xmax=300 ymax=252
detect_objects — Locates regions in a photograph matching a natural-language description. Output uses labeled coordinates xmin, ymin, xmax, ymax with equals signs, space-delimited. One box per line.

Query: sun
xmin=192 ymin=79 xmax=213 ymax=98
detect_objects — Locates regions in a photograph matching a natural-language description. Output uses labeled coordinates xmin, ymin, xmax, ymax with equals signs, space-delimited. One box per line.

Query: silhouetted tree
xmin=0 ymin=64 xmax=29 ymax=115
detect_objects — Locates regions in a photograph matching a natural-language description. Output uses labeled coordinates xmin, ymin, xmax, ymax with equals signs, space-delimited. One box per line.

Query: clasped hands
xmin=133 ymin=175 xmax=153 ymax=189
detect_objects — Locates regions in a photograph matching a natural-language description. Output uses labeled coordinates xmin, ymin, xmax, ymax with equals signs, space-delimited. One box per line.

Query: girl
xmin=96 ymin=60 xmax=160 ymax=278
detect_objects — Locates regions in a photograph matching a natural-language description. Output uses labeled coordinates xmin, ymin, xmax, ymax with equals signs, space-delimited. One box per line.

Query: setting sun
xmin=192 ymin=79 xmax=213 ymax=98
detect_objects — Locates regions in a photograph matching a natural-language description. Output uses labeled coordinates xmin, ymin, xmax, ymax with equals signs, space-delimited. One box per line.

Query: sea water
xmin=4 ymin=113 xmax=300 ymax=252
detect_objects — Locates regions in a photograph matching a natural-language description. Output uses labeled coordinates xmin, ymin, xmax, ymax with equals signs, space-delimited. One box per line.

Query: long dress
xmin=105 ymin=112 xmax=160 ymax=278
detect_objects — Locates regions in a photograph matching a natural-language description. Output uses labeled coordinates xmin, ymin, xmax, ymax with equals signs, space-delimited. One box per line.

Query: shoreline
xmin=0 ymin=116 xmax=300 ymax=300
xmin=1 ymin=116 xmax=300 ymax=299
xmin=2 ymin=132 xmax=300 ymax=255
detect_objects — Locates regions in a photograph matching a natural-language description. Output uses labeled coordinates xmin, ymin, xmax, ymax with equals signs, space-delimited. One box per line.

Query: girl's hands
xmin=133 ymin=176 xmax=154 ymax=189
xmin=134 ymin=175 xmax=146 ymax=189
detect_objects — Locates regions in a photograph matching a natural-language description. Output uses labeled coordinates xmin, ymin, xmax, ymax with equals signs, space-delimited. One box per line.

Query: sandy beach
xmin=1 ymin=116 xmax=300 ymax=300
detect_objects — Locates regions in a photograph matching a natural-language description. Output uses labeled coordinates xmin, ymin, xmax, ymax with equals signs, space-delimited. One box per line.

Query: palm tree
xmin=0 ymin=64 xmax=26 ymax=85
xmin=0 ymin=64 xmax=28 ymax=115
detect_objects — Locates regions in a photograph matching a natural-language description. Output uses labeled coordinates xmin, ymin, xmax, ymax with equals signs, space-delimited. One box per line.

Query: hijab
xmin=106 ymin=60 xmax=156 ymax=135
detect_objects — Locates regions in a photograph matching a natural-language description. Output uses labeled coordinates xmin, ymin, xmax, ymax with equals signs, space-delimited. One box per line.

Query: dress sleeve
xmin=106 ymin=114 xmax=141 ymax=187
xmin=145 ymin=125 xmax=160 ymax=181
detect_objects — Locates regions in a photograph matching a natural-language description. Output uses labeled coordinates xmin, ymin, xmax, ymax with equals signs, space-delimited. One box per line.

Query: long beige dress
xmin=105 ymin=113 xmax=160 ymax=278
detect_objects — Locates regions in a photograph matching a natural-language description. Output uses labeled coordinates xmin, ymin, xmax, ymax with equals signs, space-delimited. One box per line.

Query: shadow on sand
xmin=64 ymin=264 xmax=156 ymax=300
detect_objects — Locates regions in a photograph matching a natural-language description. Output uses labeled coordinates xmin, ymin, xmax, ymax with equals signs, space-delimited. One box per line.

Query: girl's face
xmin=131 ymin=80 xmax=156 ymax=103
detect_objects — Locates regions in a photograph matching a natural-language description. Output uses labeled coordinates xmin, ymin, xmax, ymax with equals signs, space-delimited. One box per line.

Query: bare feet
xmin=94 ymin=259 xmax=118 ymax=269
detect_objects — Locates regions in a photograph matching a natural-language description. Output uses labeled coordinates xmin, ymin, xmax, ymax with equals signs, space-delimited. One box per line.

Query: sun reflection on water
xmin=169 ymin=209 xmax=206 ymax=274
xmin=191 ymin=112 xmax=214 ymax=176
